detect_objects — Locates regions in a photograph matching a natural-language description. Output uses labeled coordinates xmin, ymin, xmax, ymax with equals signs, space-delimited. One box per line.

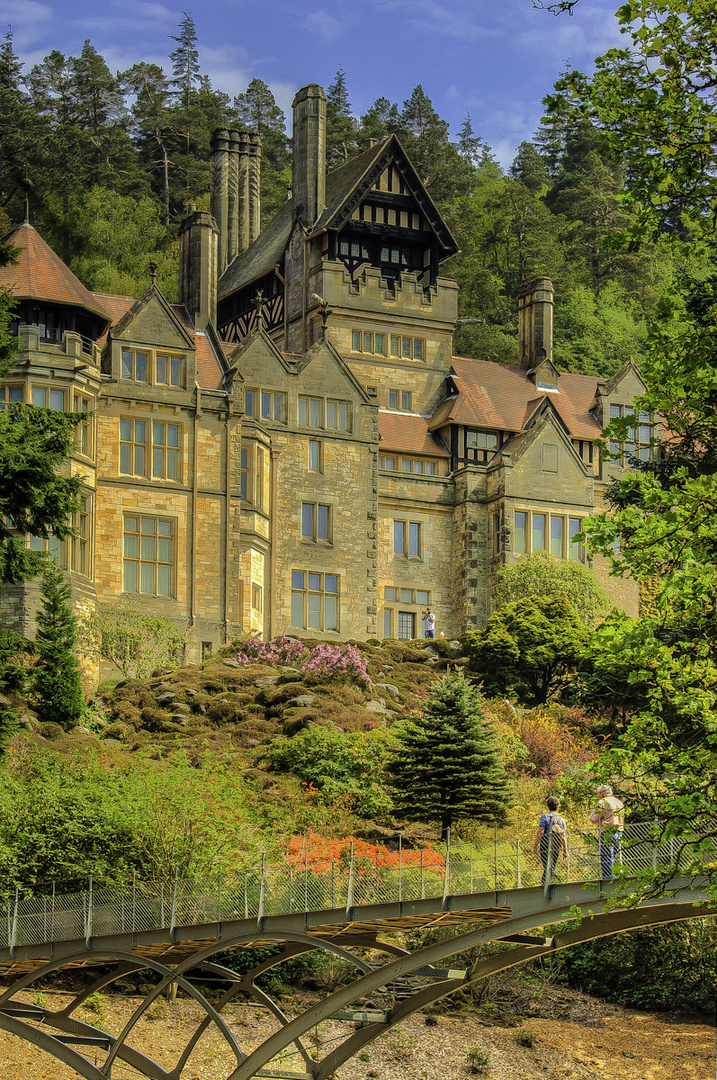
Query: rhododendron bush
xmin=235 ymin=634 xmax=370 ymax=683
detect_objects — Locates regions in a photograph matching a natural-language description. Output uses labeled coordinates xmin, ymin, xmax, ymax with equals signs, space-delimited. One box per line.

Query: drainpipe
xmin=224 ymin=395 xmax=234 ymax=643
xmin=189 ymin=384 xmax=201 ymax=638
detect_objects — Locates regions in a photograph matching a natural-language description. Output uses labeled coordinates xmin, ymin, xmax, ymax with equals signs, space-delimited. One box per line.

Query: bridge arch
xmin=0 ymin=880 xmax=712 ymax=1080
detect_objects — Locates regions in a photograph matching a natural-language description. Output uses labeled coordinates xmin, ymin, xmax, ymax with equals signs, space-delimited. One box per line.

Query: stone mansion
xmin=0 ymin=83 xmax=648 ymax=668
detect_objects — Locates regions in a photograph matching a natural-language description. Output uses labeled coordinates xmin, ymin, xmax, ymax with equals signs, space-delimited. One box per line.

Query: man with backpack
xmin=533 ymin=795 xmax=568 ymax=885
xmin=590 ymin=784 xmax=625 ymax=879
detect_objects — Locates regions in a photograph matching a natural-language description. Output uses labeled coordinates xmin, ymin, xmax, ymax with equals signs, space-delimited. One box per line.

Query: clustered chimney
xmin=518 ymin=277 xmax=554 ymax=371
xmin=210 ymin=129 xmax=262 ymax=274
xmin=292 ymin=84 xmax=327 ymax=228
xmin=178 ymin=207 xmax=218 ymax=330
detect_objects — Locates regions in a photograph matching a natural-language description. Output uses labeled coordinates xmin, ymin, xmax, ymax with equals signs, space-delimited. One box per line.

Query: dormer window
xmin=464 ymin=430 xmax=499 ymax=463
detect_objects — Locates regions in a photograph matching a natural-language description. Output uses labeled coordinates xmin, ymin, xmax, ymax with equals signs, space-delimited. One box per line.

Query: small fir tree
xmin=388 ymin=671 xmax=512 ymax=839
xmin=34 ymin=563 xmax=85 ymax=729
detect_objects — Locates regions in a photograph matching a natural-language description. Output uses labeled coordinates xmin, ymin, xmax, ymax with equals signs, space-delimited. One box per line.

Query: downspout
xmin=189 ymin=383 xmax=201 ymax=635
xmin=270 ymin=446 xmax=279 ymax=637
xmin=302 ymin=232 xmax=308 ymax=352
xmin=224 ymin=394 xmax=234 ymax=644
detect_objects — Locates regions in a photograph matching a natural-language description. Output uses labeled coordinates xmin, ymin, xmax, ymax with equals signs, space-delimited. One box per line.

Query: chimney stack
xmin=211 ymin=128 xmax=262 ymax=274
xmin=518 ymin=278 xmax=554 ymax=370
xmin=178 ymin=207 xmax=218 ymax=330
xmin=292 ymin=84 xmax=326 ymax=228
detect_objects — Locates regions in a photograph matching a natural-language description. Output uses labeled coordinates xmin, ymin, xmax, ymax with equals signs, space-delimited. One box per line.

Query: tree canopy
xmin=466 ymin=593 xmax=592 ymax=704
xmin=494 ymin=551 xmax=608 ymax=624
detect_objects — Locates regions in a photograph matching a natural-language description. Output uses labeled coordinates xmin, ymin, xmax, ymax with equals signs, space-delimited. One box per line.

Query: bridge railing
xmin=1 ymin=821 xmax=713 ymax=952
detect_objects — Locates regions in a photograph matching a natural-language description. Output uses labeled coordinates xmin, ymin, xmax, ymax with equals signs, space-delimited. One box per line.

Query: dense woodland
xmin=0 ymin=15 xmax=672 ymax=374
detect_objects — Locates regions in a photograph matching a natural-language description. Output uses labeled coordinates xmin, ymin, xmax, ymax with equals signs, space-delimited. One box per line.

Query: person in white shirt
xmin=590 ymin=784 xmax=625 ymax=879
xmin=422 ymin=609 xmax=436 ymax=639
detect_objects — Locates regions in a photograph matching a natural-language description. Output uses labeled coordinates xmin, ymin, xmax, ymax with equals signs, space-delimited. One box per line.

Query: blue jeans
xmin=599 ymin=831 xmax=622 ymax=879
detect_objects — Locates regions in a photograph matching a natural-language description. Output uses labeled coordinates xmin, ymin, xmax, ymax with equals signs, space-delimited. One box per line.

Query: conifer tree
xmin=33 ymin=563 xmax=85 ymax=729
xmin=326 ymin=67 xmax=357 ymax=167
xmin=169 ymin=12 xmax=200 ymax=110
xmin=388 ymin=671 xmax=512 ymax=839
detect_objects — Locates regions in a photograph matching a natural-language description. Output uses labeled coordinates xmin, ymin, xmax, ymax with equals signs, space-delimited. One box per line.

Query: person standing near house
xmin=422 ymin=609 xmax=436 ymax=639
xmin=533 ymin=796 xmax=568 ymax=884
xmin=590 ymin=784 xmax=625 ymax=879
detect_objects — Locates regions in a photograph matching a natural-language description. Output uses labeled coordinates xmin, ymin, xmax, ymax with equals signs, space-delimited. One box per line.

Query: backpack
xmin=547 ymin=812 xmax=566 ymax=847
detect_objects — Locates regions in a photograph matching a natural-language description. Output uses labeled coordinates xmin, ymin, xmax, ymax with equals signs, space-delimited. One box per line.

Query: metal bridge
xmin=0 ymin=823 xmax=713 ymax=1080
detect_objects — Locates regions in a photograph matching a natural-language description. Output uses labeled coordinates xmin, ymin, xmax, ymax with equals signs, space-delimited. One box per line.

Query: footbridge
xmin=0 ymin=824 xmax=713 ymax=1080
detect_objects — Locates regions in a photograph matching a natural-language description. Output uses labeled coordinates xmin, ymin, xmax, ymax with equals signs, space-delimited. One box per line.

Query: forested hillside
xmin=0 ymin=17 xmax=670 ymax=374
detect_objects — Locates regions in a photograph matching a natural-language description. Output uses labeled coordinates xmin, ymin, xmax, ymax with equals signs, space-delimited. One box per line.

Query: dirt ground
xmin=0 ymin=988 xmax=714 ymax=1080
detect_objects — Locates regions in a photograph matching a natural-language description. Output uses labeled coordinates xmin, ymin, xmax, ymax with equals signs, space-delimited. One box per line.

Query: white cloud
xmin=0 ymin=0 xmax=54 ymax=51
xmin=302 ymin=9 xmax=347 ymax=42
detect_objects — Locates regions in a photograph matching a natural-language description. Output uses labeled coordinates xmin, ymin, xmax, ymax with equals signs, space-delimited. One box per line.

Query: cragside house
xmin=0 ymin=84 xmax=650 ymax=680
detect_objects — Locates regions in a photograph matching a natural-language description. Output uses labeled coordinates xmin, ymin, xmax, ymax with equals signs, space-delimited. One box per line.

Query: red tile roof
xmin=1 ymin=223 xmax=111 ymax=322
xmin=430 ymin=357 xmax=601 ymax=441
xmin=379 ymin=411 xmax=450 ymax=455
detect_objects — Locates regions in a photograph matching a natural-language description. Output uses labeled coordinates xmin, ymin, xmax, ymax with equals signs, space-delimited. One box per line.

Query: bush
xmin=236 ymin=635 xmax=371 ymax=684
xmin=263 ymin=726 xmax=394 ymax=817
xmin=510 ymin=706 xmax=599 ymax=782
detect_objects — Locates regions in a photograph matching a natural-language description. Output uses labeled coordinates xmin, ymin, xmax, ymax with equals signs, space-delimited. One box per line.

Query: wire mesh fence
xmin=0 ymin=821 xmax=712 ymax=951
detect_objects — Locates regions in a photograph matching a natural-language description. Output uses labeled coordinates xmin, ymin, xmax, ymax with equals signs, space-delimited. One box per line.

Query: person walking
xmin=422 ymin=609 xmax=436 ymax=639
xmin=533 ymin=796 xmax=568 ymax=885
xmin=590 ymin=784 xmax=625 ymax=879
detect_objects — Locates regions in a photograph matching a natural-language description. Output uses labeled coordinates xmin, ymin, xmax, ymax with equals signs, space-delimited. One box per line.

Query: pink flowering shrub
xmin=302 ymin=642 xmax=371 ymax=684
xmin=235 ymin=634 xmax=371 ymax=684
xmin=235 ymin=631 xmax=307 ymax=667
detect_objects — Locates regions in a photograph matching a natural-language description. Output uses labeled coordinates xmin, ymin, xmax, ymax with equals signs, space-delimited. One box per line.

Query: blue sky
xmin=1 ymin=0 xmax=624 ymax=168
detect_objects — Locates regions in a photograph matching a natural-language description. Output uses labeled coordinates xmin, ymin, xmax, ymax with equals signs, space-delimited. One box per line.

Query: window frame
xmin=123 ymin=514 xmax=175 ymax=598
xmin=514 ymin=509 xmax=585 ymax=562
xmin=301 ymin=502 xmax=332 ymax=543
xmin=290 ymin=570 xmax=340 ymax=632
xmin=120 ymin=417 xmax=182 ymax=481
xmin=394 ymin=519 xmax=421 ymax=558
xmin=121 ymin=347 xmax=185 ymax=388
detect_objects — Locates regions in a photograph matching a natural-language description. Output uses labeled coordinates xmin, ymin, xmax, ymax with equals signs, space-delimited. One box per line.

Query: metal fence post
xmin=516 ymin=838 xmax=522 ymax=889
xmin=442 ymin=829 xmax=451 ymax=906
xmin=9 ymin=886 xmax=18 ymax=958
xmin=243 ymin=872 xmax=249 ymax=919
xmin=85 ymin=876 xmax=93 ymax=949
xmin=398 ymin=834 xmax=402 ymax=903
xmin=470 ymin=845 xmax=474 ymax=894
xmin=420 ymin=849 xmax=425 ymax=899
xmin=51 ymin=882 xmax=56 ymax=943
xmin=494 ymin=822 xmax=498 ymax=891
xmin=170 ymin=868 xmax=178 ymax=941
xmin=132 ymin=873 xmax=136 ymax=933
xmin=257 ymin=855 xmax=265 ymax=926
xmin=304 ymin=853 xmax=309 ymax=912
xmin=346 ymin=841 xmax=355 ymax=916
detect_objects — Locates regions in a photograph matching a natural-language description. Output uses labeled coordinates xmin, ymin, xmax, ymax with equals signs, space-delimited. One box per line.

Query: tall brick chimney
xmin=518 ymin=277 xmax=554 ymax=371
xmin=211 ymin=128 xmax=262 ymax=274
xmin=292 ymin=84 xmax=326 ymax=228
xmin=178 ymin=207 xmax=218 ymax=330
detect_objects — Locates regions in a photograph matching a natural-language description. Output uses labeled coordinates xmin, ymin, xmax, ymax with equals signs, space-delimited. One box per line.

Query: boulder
xmin=374 ymin=683 xmax=400 ymax=699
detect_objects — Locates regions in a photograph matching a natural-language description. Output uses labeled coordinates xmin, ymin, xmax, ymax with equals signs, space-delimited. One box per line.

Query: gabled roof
xmin=379 ymin=412 xmax=450 ymax=456
xmin=429 ymin=357 xmax=602 ymax=442
xmin=0 ymin=223 xmax=111 ymax=323
xmin=311 ymin=135 xmax=458 ymax=259
xmin=218 ymin=135 xmax=458 ymax=301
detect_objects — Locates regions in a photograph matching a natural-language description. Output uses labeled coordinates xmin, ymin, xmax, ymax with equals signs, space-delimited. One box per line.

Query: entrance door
xmin=398 ymin=611 xmax=415 ymax=640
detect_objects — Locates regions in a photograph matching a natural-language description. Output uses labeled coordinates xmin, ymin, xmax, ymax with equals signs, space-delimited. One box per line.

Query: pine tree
xmin=169 ymin=12 xmax=200 ymax=110
xmin=234 ymin=77 xmax=290 ymax=220
xmin=326 ymin=67 xmax=357 ymax=167
xmin=388 ymin=672 xmax=512 ymax=839
xmin=33 ymin=563 xmax=85 ymax=729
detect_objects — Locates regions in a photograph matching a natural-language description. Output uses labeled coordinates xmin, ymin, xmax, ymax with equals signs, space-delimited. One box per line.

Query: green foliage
xmin=0 ymin=404 xmax=84 ymax=583
xmin=0 ymin=708 xmax=19 ymax=758
xmin=494 ymin=552 xmax=608 ymax=625
xmin=388 ymin=672 xmax=513 ymax=837
xmin=0 ymin=628 xmax=33 ymax=694
xmin=516 ymin=1028 xmax=537 ymax=1048
xmin=466 ymin=594 xmax=592 ymax=704
xmin=263 ymin=726 xmax=394 ymax=818
xmin=33 ymin=563 xmax=85 ymax=729
xmin=466 ymin=1047 xmax=490 ymax=1072
xmin=83 ymin=598 xmax=185 ymax=680
xmin=559 ymin=921 xmax=717 ymax=1013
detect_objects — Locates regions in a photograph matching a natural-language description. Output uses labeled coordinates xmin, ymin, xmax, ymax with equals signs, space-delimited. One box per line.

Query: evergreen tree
xmin=457 ymin=115 xmax=492 ymax=168
xmin=33 ymin=563 xmax=85 ymax=729
xmin=510 ymin=141 xmax=549 ymax=194
xmin=234 ymin=78 xmax=290 ymax=220
xmin=398 ymin=84 xmax=469 ymax=202
xmin=121 ymin=62 xmax=176 ymax=225
xmin=358 ymin=96 xmax=400 ymax=149
xmin=326 ymin=67 xmax=357 ymax=167
xmin=388 ymin=672 xmax=512 ymax=839
xmin=169 ymin=12 xmax=200 ymax=110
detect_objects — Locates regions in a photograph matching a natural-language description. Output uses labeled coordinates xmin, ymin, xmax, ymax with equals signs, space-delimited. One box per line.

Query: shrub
xmin=510 ymin=707 xmax=599 ymax=782
xmin=516 ymin=1028 xmax=537 ymax=1047
xmin=236 ymin=635 xmax=372 ymax=684
xmin=263 ymin=726 xmax=394 ymax=818
xmin=33 ymin=564 xmax=85 ymax=730
xmin=466 ymin=1047 xmax=490 ymax=1072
